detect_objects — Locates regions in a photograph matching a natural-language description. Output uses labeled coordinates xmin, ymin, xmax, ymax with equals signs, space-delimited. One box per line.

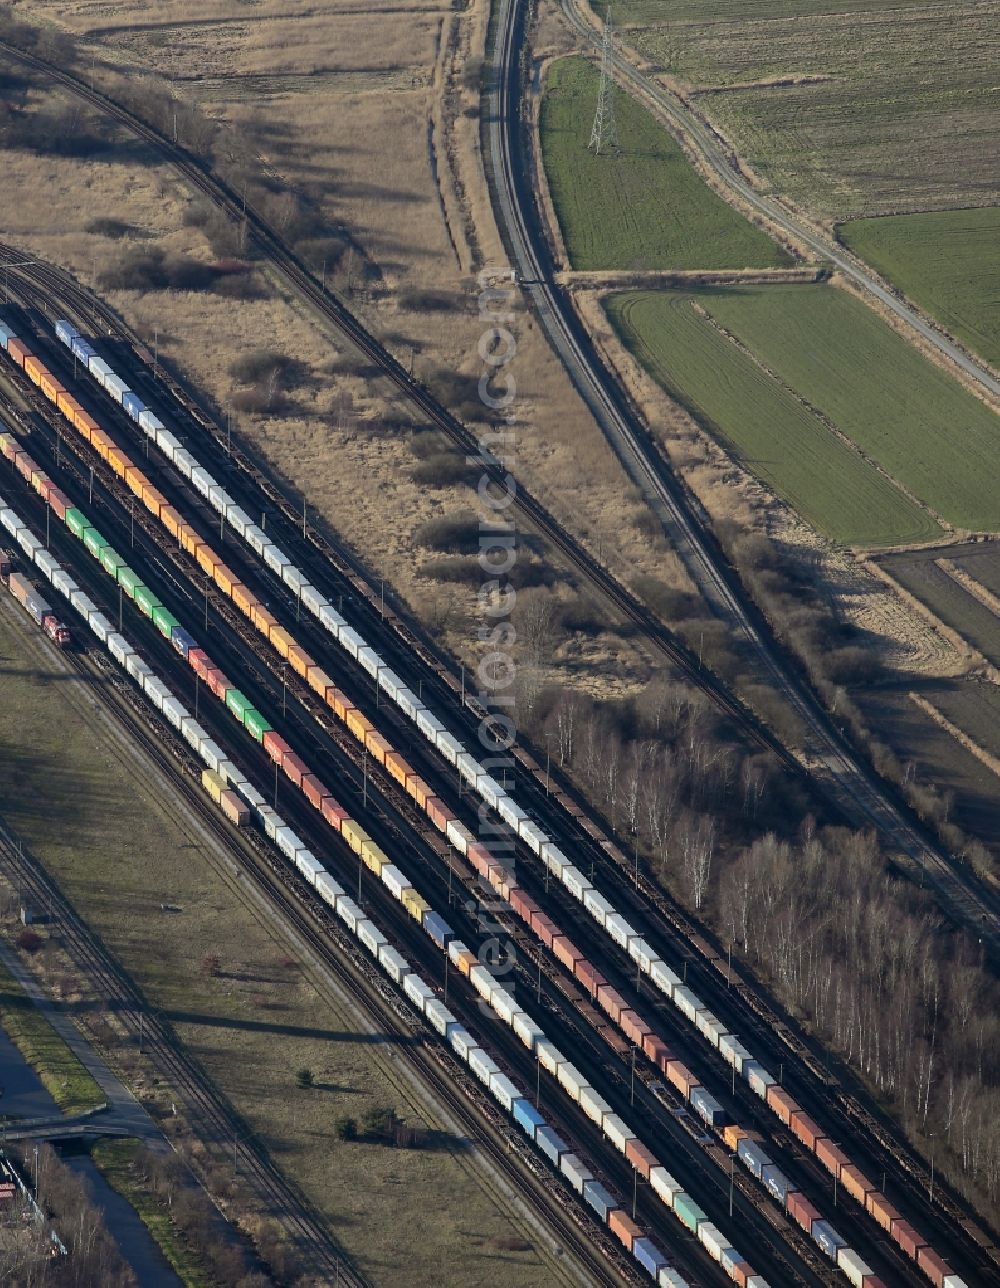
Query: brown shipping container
xmin=865 ymin=1192 xmax=899 ymax=1233
xmin=509 ymin=888 xmax=537 ymax=923
xmin=552 ymin=936 xmax=582 ymax=972
xmin=815 ymin=1138 xmax=850 ymax=1179
xmin=608 ymin=1210 xmax=641 ymax=1252
xmin=916 ymin=1246 xmax=950 ymax=1287
xmin=426 ymin=797 xmax=452 ymax=831
xmin=724 ymin=1124 xmax=748 ymax=1153
xmin=531 ymin=912 xmax=557 ymax=950
xmin=625 ymin=1139 xmax=658 ymax=1180
xmin=890 ymin=1218 xmax=928 ymax=1260
xmin=790 ymin=1111 xmax=823 ymax=1151
xmin=839 ymin=1165 xmax=874 ymax=1205
xmin=466 ymin=841 xmax=491 ymax=877
xmin=322 ymin=797 xmax=349 ymax=831
xmin=730 ymin=1263 xmax=752 ymax=1288
xmin=206 ymin=669 xmax=232 ymax=702
xmin=577 ymin=960 xmax=605 ymax=998
xmin=220 ymin=790 xmax=249 ymax=827
xmin=7 ymin=338 xmax=29 ymax=366
xmin=282 ymin=749 xmax=308 ymax=789
xmin=620 ymin=1011 xmax=651 ymax=1046
xmin=665 ymin=1060 xmax=697 ymax=1098
xmin=766 ymin=1085 xmax=798 ymax=1126
xmin=643 ymin=1033 xmax=670 ymax=1067
xmin=596 ymin=986 xmax=627 ymax=1024
xmin=786 ymin=1191 xmax=820 ymax=1234
xmin=301 ymin=774 xmax=328 ymax=810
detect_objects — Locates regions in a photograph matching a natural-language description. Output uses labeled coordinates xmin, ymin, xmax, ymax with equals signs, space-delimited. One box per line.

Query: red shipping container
xmin=263 ymin=730 xmax=288 ymax=764
xmin=47 ymin=487 xmax=69 ymax=520
xmin=321 ymin=797 xmax=350 ymax=831
xmin=665 ymin=1060 xmax=697 ymax=1098
xmin=786 ymin=1191 xmax=820 ymax=1233
xmin=766 ymin=1085 xmax=798 ymax=1125
xmin=426 ymin=797 xmax=452 ymax=831
xmin=890 ymin=1218 xmax=928 ymax=1260
xmin=206 ymin=669 xmax=233 ymax=702
xmin=916 ymin=1247 xmax=950 ymax=1287
xmin=509 ymin=888 xmax=538 ymax=923
xmin=790 ymin=1110 xmax=823 ymax=1151
xmin=301 ymin=774 xmax=328 ymax=810
xmin=576 ymin=960 xmax=605 ymax=998
xmin=620 ymin=1011 xmax=651 ymax=1046
xmin=552 ymin=936 xmax=582 ymax=972
xmin=642 ymin=1032 xmax=670 ymax=1067
xmin=625 ymin=1139 xmax=658 ymax=1179
xmin=531 ymin=912 xmax=557 ymax=950
xmin=596 ymin=985 xmax=627 ymax=1024
xmin=188 ymin=648 xmax=212 ymax=680
xmin=281 ymin=748 xmax=308 ymax=789
xmin=608 ymin=1210 xmax=641 ymax=1252
xmin=815 ymin=1138 xmax=850 ymax=1179
xmin=839 ymin=1164 xmax=874 ymax=1205
xmin=865 ymin=1192 xmax=899 ymax=1233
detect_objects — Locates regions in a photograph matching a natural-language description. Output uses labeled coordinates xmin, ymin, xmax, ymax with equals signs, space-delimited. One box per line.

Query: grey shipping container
xmin=738 ymin=1137 xmax=769 ymax=1181
xmin=762 ymin=1163 xmax=793 ymax=1206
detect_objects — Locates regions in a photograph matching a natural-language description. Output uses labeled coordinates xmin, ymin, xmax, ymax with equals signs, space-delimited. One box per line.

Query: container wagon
xmin=5 ymin=569 xmax=70 ymax=646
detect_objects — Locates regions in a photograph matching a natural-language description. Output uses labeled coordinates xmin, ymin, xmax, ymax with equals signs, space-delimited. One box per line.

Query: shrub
xmin=334 ymin=1115 xmax=357 ymax=1141
xmin=16 ymin=927 xmax=42 ymax=952
xmin=295 ymin=1068 xmax=314 ymax=1089
xmin=415 ymin=513 xmax=480 ymax=554
xmin=410 ymin=453 xmax=474 ymax=487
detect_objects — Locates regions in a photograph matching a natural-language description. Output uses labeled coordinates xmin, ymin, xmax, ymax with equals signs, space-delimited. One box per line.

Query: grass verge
xmin=0 ymin=957 xmax=105 ymax=1117
xmin=91 ymin=1139 xmax=210 ymax=1288
xmin=606 ymin=287 xmax=942 ymax=546
xmin=539 ymin=56 xmax=790 ymax=271
xmin=839 ymin=207 xmax=1000 ymax=370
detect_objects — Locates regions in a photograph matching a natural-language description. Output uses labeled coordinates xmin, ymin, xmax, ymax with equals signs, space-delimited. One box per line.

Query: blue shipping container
xmin=811 ymin=1220 xmax=847 ymax=1260
xmin=721 ymin=1247 xmax=743 ymax=1276
xmin=55 ymin=319 xmax=78 ymax=346
xmin=422 ymin=910 xmax=454 ymax=951
xmin=535 ymin=1125 xmax=566 ymax=1166
xmin=171 ymin=626 xmax=197 ymax=659
xmin=511 ymin=1098 xmax=544 ymax=1140
xmin=738 ymin=1138 xmax=769 ymax=1181
xmin=582 ymin=1180 xmax=616 ymax=1222
xmin=122 ymin=391 xmax=145 ymax=420
xmin=632 ymin=1238 xmax=668 ymax=1277
xmin=0 ymin=321 xmax=16 ymax=349
xmin=763 ymin=1163 xmax=792 ymax=1205
xmin=690 ymin=1086 xmax=727 ymax=1128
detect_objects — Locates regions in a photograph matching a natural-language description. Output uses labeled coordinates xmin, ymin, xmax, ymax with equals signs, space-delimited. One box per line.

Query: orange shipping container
xmin=75 ymin=410 xmax=100 ymax=441
xmin=307 ymin=665 xmax=333 ymax=700
xmin=23 ymin=356 xmax=45 ymax=386
xmin=197 ymin=543 xmax=220 ymax=577
xmin=107 ymin=444 xmax=129 ymax=476
xmin=766 ymin=1085 xmax=798 ymax=1126
xmin=40 ymin=372 xmax=63 ymax=403
xmin=269 ymin=625 xmax=295 ymax=658
xmin=866 ymin=1192 xmax=899 ymax=1233
xmin=454 ymin=947 xmax=476 ymax=977
xmin=346 ymin=708 xmax=372 ymax=742
xmin=329 ymin=689 xmax=352 ymax=723
xmin=288 ymin=645 xmax=311 ymax=679
xmin=90 ymin=430 xmax=114 ymax=462
xmin=624 ymin=1140 xmax=658 ymax=1180
xmin=161 ymin=506 xmax=183 ymax=540
xmin=426 ymin=797 xmax=452 ymax=831
xmin=179 ymin=525 xmax=201 ymax=557
xmin=125 ymin=465 xmax=146 ymax=498
xmin=233 ymin=584 xmax=255 ymax=616
xmin=384 ymin=751 xmax=412 ymax=789
xmin=407 ymin=775 xmax=431 ymax=809
xmin=57 ymin=391 xmax=80 ymax=422
xmin=365 ymin=731 xmax=392 ymax=765
xmin=250 ymin=603 xmax=278 ymax=636
xmin=839 ymin=1165 xmax=873 ymax=1205
xmin=220 ymin=790 xmax=250 ymax=827
xmin=141 ymin=483 xmax=167 ymax=519
xmin=213 ymin=562 xmax=239 ymax=597
xmin=724 ymin=1124 xmax=749 ymax=1153
xmin=552 ymin=936 xmax=581 ymax=972
xmin=608 ymin=1211 xmax=641 ymax=1252
xmin=6 ymin=338 xmax=29 ymax=366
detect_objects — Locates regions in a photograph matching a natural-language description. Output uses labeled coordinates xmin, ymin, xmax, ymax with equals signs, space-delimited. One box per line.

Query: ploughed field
xmin=839 ymin=207 xmax=1000 ymax=370
xmin=539 ymin=56 xmax=791 ymax=271
xmin=607 ymin=283 xmax=1000 ymax=545
xmin=602 ymin=0 xmax=999 ymax=220
xmin=880 ymin=543 xmax=1000 ymax=670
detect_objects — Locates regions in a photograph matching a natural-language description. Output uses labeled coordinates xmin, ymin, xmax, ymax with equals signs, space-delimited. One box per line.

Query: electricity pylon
xmin=589 ymin=10 xmax=620 ymax=155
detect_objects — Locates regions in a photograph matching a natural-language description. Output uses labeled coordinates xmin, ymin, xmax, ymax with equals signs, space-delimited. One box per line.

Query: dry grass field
xmin=612 ymin=1 xmax=1000 ymax=221
xmin=0 ymin=595 xmax=563 ymax=1287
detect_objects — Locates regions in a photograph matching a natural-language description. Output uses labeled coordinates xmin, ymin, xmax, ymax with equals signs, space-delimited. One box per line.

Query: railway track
xmin=5 ymin=269 xmax=989 ymax=1277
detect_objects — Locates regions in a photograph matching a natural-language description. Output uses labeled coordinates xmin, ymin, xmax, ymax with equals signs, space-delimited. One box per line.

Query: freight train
xmin=1 ymin=555 xmax=69 ymax=646
xmin=0 ymin=313 xmax=972 ymax=1288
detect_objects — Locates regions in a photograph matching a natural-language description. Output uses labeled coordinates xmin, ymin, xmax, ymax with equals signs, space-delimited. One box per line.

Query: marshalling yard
xmin=0 ymin=2 xmax=997 ymax=1288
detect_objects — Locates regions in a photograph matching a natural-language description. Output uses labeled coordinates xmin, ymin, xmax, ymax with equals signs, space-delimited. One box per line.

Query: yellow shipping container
xmin=201 ymin=768 xmax=226 ymax=804
xmin=402 ymin=889 xmax=430 ymax=923
xmin=346 ymin=708 xmax=372 ymax=743
xmin=341 ymin=818 xmax=368 ymax=855
xmin=361 ymin=838 xmax=387 ymax=875
xmin=454 ymin=948 xmax=477 ymax=977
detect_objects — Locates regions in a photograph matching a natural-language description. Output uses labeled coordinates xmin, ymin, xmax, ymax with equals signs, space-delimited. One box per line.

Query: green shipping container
xmin=83 ymin=527 xmax=109 ymax=558
xmin=134 ymin=584 xmax=161 ymax=618
xmin=226 ymin=689 xmax=251 ymax=722
xmin=66 ymin=508 xmax=88 ymax=538
xmin=673 ymin=1193 xmax=706 ymax=1235
xmin=244 ymin=706 xmax=272 ymax=743
xmin=100 ymin=547 xmax=126 ymax=577
xmin=117 ymin=565 xmax=142 ymax=597
xmin=152 ymin=605 xmax=180 ymax=638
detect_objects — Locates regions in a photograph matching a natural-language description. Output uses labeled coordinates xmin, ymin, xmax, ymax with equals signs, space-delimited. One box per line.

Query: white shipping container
xmin=518 ymin=821 xmax=546 ymax=856
xmin=296 ymin=853 xmax=324 ymax=886
xmin=560 ymin=1154 xmax=593 ymax=1195
xmin=450 ymin=1028 xmax=478 ymax=1062
xmin=87 ymin=612 xmax=112 ymax=645
xmin=275 ymin=826 xmax=305 ymax=862
xmin=836 ymin=1249 xmax=874 ymax=1288
xmin=377 ymin=667 xmax=404 ymax=702
xmin=696 ymin=1013 xmax=729 ymax=1049
xmin=34 ymin=549 xmax=58 ymax=579
xmin=243 ymin=525 xmax=267 ymax=557
xmin=262 ymin=542 xmax=290 ymax=576
xmin=257 ymin=807 xmax=282 ymax=841
xmin=698 ymin=1223 xmax=726 ymax=1262
xmin=536 ymin=1039 xmax=564 ymax=1076
xmin=395 ymin=687 xmax=420 ymax=721
xmin=338 ymin=627 xmax=364 ymax=660
xmin=171 ymin=448 xmax=198 ymax=479
xmin=424 ymin=999 xmax=455 ymax=1037
xmin=557 ymin=1062 xmax=589 ymax=1102
xmin=469 ymin=1049 xmax=499 ymax=1086
xmin=238 ymin=782 xmax=266 ymax=813
xmin=747 ymin=1062 xmax=776 ymax=1098
xmin=497 ymin=796 xmax=528 ymax=830
xmin=456 ymin=751 xmax=481 ymax=787
xmin=190 ymin=467 xmax=214 ymax=499
xmin=579 ymin=1086 xmax=612 ymax=1126
xmin=225 ymin=506 xmax=252 ymax=539
xmin=490 ymin=987 xmax=518 ymax=1026
xmin=649 ymin=1166 xmax=683 ymax=1208
xmin=672 ymin=986 xmax=704 ymax=1023
xmin=512 ymin=1011 xmax=544 ymax=1052
xmin=336 ymin=897 xmax=362 ymax=933
xmin=469 ymin=965 xmax=494 ymax=1001
xmin=155 ymin=429 xmax=179 ymax=459
xmin=52 ymin=569 xmax=76 ymax=599
xmin=415 ymin=707 xmax=445 ymax=740
xmin=355 ymin=647 xmax=381 ymax=680
xmin=603 ymin=1114 xmax=634 ymax=1154
xmin=315 ymin=871 xmax=345 ymax=908
xmin=435 ymin=731 xmax=463 ymax=766
xmin=446 ymin=818 xmax=470 ymax=855
xmin=540 ymin=842 xmax=568 ymax=878
xmin=125 ymin=653 xmax=150 ymax=684
xmin=404 ymin=974 xmax=434 ymax=1012
xmin=943 ymin=1276 xmax=969 ymax=1288
xmin=318 ymin=604 xmax=347 ymax=636
xmin=377 ymin=943 xmax=408 ymax=984
xmin=181 ymin=718 xmax=207 ymax=753
xmin=489 ymin=1072 xmax=520 ymax=1113
xmin=650 ymin=960 xmax=682 ymax=996
xmin=563 ymin=866 xmax=592 ymax=900
xmin=108 ymin=633 xmax=133 ymax=666
xmin=478 ymin=775 xmax=503 ymax=810
xmin=583 ymin=888 xmax=614 ymax=927
xmin=381 ymin=865 xmax=408 ymax=899
xmin=300 ymin=584 xmax=327 ymax=616
xmin=448 ymin=939 xmax=470 ymax=968
xmin=605 ymin=913 xmax=637 ymax=950
xmin=659 ymin=1271 xmax=688 ymax=1288
xmin=160 ymin=696 xmax=185 ymax=730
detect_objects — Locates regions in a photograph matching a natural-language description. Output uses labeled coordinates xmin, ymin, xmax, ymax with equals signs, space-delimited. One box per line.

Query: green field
xmin=608 ymin=3 xmax=998 ymax=220
xmin=539 ymin=56 xmax=790 ymax=271
xmin=881 ymin=549 xmax=1000 ymax=671
xmin=607 ymin=287 xmax=942 ymax=546
xmin=840 ymin=208 xmax=1000 ymax=369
